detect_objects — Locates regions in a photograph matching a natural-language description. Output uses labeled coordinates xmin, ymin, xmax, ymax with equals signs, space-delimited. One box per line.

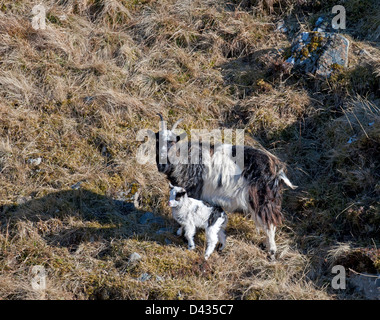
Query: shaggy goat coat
xmin=163 ymin=142 xmax=290 ymax=226
xmin=151 ymin=117 xmax=297 ymax=258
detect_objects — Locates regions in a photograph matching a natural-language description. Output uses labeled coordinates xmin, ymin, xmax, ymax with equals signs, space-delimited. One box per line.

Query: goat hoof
xmin=216 ymin=243 xmax=225 ymax=252
xmin=259 ymin=242 xmax=266 ymax=251
xmin=268 ymin=250 xmax=276 ymax=261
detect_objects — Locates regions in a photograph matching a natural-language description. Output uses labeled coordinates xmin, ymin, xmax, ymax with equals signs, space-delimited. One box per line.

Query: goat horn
xmin=157 ymin=113 xmax=166 ymax=131
xmin=157 ymin=113 xmax=164 ymax=121
xmin=171 ymin=118 xmax=183 ymax=132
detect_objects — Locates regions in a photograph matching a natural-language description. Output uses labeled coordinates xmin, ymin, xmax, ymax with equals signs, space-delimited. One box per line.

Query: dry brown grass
xmin=0 ymin=0 xmax=379 ymax=300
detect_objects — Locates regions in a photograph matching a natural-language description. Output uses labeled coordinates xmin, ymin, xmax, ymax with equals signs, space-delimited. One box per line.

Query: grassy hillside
xmin=0 ymin=0 xmax=379 ymax=299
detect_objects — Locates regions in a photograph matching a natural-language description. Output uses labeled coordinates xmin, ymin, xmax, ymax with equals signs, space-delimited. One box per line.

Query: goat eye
xmin=175 ymin=192 xmax=186 ymax=200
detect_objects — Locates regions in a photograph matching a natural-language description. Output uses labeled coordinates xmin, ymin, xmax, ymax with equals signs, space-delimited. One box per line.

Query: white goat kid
xmin=168 ymin=183 xmax=228 ymax=260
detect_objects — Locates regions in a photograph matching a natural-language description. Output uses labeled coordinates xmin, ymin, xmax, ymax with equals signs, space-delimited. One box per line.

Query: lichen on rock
xmin=286 ymin=31 xmax=349 ymax=78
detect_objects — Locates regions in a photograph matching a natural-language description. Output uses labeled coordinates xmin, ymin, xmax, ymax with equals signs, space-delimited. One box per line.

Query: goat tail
xmin=277 ymin=169 xmax=297 ymax=190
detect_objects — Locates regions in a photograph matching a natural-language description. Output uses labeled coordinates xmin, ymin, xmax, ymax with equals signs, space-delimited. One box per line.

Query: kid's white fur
xmin=168 ymin=184 xmax=227 ymax=260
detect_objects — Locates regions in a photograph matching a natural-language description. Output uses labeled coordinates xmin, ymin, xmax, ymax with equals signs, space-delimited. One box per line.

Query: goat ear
xmin=176 ymin=132 xmax=187 ymax=142
xmin=169 ymin=182 xmax=174 ymax=189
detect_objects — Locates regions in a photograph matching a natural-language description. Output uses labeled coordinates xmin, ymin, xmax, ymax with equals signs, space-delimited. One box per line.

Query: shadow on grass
xmin=0 ymin=189 xmax=179 ymax=253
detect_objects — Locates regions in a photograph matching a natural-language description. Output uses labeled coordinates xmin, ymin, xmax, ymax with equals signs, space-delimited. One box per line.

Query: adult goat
xmin=149 ymin=114 xmax=296 ymax=259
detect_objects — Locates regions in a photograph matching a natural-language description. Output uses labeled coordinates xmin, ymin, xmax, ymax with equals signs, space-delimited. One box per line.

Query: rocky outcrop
xmin=286 ymin=31 xmax=349 ymax=78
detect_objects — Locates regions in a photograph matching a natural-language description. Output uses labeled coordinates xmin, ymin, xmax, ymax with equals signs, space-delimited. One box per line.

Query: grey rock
xmin=128 ymin=252 xmax=142 ymax=264
xmin=315 ymin=34 xmax=349 ymax=77
xmin=138 ymin=273 xmax=151 ymax=282
xmin=27 ymin=157 xmax=42 ymax=166
xmin=287 ymin=31 xmax=349 ymax=78
xmin=70 ymin=181 xmax=83 ymax=190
